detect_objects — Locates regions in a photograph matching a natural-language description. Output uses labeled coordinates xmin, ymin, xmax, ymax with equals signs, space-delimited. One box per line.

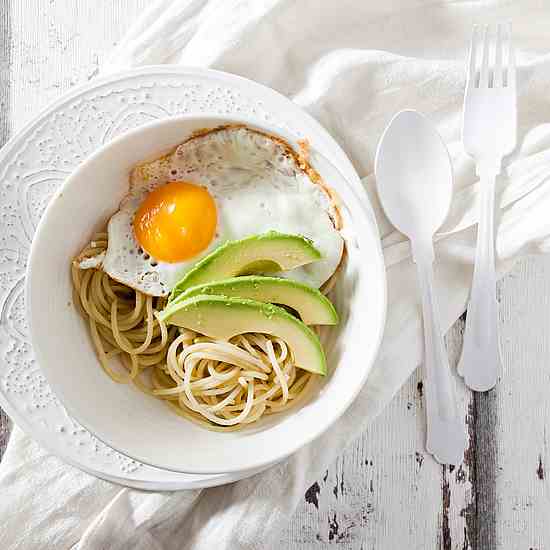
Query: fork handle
xmin=459 ymin=165 xmax=500 ymax=391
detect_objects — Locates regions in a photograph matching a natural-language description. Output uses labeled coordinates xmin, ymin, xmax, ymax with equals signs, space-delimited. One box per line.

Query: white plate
xmin=0 ymin=66 xmax=385 ymax=488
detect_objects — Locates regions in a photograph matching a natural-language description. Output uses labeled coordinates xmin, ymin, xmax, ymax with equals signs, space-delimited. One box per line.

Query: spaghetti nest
xmin=72 ymin=233 xmax=316 ymax=431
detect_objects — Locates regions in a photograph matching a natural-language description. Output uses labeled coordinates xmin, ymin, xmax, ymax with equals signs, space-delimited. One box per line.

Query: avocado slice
xmin=172 ymin=276 xmax=338 ymax=325
xmin=170 ymin=231 xmax=321 ymax=301
xmin=159 ymin=295 xmax=327 ymax=375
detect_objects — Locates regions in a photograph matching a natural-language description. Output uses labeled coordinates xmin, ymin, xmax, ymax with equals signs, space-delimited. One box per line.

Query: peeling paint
xmin=305 ymin=482 xmax=321 ymax=509
xmin=328 ymin=512 xmax=339 ymax=542
xmin=472 ymin=390 xmax=498 ymax=548
xmin=440 ymin=466 xmax=452 ymax=550
xmin=455 ymin=465 xmax=466 ymax=484
xmin=537 ymin=455 xmax=544 ymax=480
xmin=417 ymin=380 xmax=424 ymax=400
xmin=459 ymin=501 xmax=475 ymax=550
xmin=327 ymin=512 xmax=355 ymax=543
xmin=461 ymin=525 xmax=470 ymax=550
xmin=462 ymin=398 xmax=477 ymax=548
xmin=333 ymin=467 xmax=345 ymax=499
xmin=415 ymin=451 xmax=424 ymax=470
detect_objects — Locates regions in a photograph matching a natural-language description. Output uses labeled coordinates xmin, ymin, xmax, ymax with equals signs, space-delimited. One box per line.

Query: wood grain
xmin=472 ymin=389 xmax=497 ymax=549
xmin=495 ymin=256 xmax=550 ymax=550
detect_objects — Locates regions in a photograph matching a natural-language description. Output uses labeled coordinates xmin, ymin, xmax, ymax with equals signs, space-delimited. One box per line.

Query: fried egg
xmin=81 ymin=126 xmax=344 ymax=296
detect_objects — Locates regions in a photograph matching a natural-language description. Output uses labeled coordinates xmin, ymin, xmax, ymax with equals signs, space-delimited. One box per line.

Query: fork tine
xmin=467 ymin=25 xmax=479 ymax=85
xmin=507 ymin=23 xmax=516 ymax=89
xmin=493 ymin=23 xmax=503 ymax=87
xmin=479 ymin=25 xmax=490 ymax=88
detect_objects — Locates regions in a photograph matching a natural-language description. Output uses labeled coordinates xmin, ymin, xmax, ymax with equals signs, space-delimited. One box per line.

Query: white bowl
xmin=27 ymin=114 xmax=386 ymax=474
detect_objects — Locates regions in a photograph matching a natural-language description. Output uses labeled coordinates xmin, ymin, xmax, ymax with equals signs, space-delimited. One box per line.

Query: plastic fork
xmin=459 ymin=23 xmax=517 ymax=391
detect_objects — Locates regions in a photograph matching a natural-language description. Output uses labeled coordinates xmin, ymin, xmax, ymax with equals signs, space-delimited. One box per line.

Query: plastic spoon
xmin=375 ymin=110 xmax=467 ymax=465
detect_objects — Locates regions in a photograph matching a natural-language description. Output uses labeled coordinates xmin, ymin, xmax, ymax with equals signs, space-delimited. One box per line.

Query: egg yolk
xmin=133 ymin=181 xmax=217 ymax=263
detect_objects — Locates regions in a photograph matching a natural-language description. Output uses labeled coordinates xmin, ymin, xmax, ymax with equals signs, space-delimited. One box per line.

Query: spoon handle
xmin=458 ymin=168 xmax=500 ymax=391
xmin=414 ymin=243 xmax=467 ymax=465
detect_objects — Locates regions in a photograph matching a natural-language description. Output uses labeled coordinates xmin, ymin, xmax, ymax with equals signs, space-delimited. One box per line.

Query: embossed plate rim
xmin=0 ymin=65 xmax=385 ymax=488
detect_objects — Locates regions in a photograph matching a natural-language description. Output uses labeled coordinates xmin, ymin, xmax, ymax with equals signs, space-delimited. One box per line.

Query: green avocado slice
xmin=159 ymin=295 xmax=327 ymax=375
xmin=169 ymin=231 xmax=321 ymax=301
xmin=172 ymin=276 xmax=338 ymax=325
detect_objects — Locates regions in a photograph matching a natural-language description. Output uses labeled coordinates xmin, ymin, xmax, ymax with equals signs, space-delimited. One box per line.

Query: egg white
xmin=81 ymin=126 xmax=344 ymax=296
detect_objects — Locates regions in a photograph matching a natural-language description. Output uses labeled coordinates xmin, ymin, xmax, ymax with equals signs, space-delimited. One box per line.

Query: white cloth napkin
xmin=3 ymin=1 xmax=550 ymax=548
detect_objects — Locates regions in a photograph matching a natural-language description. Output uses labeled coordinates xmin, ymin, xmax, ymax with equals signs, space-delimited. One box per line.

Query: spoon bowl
xmin=375 ymin=110 xmax=453 ymax=240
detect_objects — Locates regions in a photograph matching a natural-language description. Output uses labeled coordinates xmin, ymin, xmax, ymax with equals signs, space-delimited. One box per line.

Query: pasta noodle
xmin=72 ymin=233 xmax=317 ymax=431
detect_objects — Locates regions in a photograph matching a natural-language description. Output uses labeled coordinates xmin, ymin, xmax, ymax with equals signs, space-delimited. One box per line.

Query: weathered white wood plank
xmin=495 ymin=256 xmax=550 ymax=550
xmin=443 ymin=321 xmax=477 ymax=550
xmin=10 ymin=0 xmax=148 ymax=131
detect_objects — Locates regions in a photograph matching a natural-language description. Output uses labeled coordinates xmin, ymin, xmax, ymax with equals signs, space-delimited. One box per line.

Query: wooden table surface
xmin=1 ymin=2 xmax=550 ymax=549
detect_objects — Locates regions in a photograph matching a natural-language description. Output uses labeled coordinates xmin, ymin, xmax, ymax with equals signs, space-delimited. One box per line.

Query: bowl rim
xmin=26 ymin=110 xmax=387 ymax=474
